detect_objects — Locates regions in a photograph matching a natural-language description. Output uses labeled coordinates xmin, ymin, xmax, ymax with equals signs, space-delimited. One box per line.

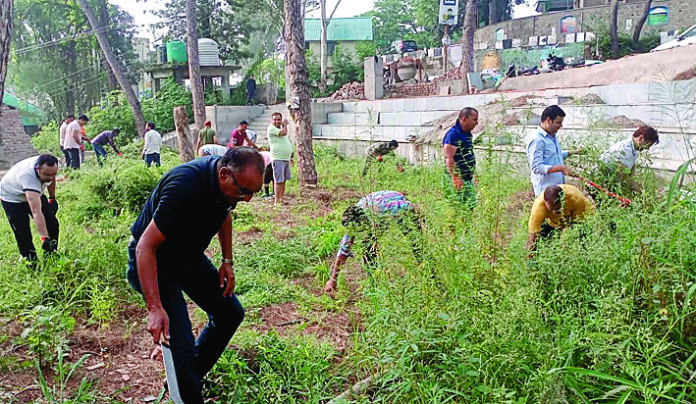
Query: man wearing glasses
xmin=126 ymin=147 xmax=263 ymax=403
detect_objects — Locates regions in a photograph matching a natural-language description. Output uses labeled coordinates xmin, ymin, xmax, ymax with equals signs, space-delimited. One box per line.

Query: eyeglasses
xmin=230 ymin=170 xmax=254 ymax=197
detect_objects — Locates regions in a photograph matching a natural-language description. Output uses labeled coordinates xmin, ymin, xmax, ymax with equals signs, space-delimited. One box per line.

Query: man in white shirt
xmin=64 ymin=115 xmax=89 ymax=169
xmin=59 ymin=115 xmax=75 ymax=167
xmin=0 ymin=154 xmax=60 ymax=263
xmin=141 ymin=122 xmax=162 ymax=167
xmin=597 ymin=125 xmax=659 ymax=195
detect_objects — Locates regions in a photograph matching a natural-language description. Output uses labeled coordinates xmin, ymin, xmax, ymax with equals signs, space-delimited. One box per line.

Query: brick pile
xmin=0 ymin=106 xmax=38 ymax=166
xmin=326 ymin=81 xmax=366 ymax=101
xmin=388 ymin=82 xmax=437 ymax=98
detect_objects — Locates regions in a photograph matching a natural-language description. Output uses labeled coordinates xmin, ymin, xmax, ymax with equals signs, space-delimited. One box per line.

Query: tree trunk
xmin=319 ymin=0 xmax=342 ymax=96
xmin=284 ymin=0 xmax=318 ymax=187
xmin=488 ymin=0 xmax=497 ymax=25
xmin=609 ymin=0 xmax=620 ymax=59
xmin=459 ymin=0 xmax=477 ymax=92
xmin=319 ymin=0 xmax=327 ymax=94
xmin=77 ymin=0 xmax=146 ymax=137
xmin=174 ymin=106 xmax=196 ymax=162
xmin=186 ymin=0 xmax=206 ymax=133
xmin=632 ymin=0 xmax=653 ymax=48
xmin=0 ymin=0 xmax=12 ymax=113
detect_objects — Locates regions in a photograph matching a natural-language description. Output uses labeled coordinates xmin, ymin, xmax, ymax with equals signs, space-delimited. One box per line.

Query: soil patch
xmin=674 ymin=66 xmax=696 ymax=81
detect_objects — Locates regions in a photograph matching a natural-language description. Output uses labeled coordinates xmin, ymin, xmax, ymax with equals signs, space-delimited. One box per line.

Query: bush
xmin=141 ymin=79 xmax=193 ymax=133
xmin=31 ymin=122 xmax=61 ymax=156
xmin=87 ymin=91 xmax=137 ymax=144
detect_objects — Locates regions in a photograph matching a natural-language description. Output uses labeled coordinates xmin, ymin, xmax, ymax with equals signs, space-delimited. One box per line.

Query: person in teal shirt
xmin=266 ymin=112 xmax=293 ymax=205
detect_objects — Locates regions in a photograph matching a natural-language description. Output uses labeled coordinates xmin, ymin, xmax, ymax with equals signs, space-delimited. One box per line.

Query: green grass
xmin=0 ymin=143 xmax=694 ymax=402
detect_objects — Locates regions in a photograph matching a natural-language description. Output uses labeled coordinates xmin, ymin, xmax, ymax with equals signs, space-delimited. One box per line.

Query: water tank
xmin=198 ymin=38 xmax=221 ymax=66
xmin=166 ymin=41 xmax=188 ymax=64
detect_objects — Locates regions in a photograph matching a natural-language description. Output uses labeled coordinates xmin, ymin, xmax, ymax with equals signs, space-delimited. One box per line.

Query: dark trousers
xmin=66 ymin=148 xmax=80 ymax=169
xmin=246 ymin=89 xmax=255 ymax=105
xmin=127 ymin=242 xmax=245 ymax=404
xmin=61 ymin=146 xmax=72 ymax=168
xmin=93 ymin=143 xmax=107 ymax=166
xmin=2 ymin=196 xmax=60 ymax=261
xmin=145 ymin=153 xmax=160 ymax=167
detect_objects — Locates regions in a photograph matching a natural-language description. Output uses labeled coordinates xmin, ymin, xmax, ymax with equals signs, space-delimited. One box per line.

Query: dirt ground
xmin=0 ymin=186 xmax=366 ymax=402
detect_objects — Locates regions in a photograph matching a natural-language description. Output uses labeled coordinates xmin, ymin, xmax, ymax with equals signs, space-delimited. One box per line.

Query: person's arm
xmin=26 ymin=191 xmax=50 ymax=239
xmin=526 ymin=232 xmax=538 ymax=251
xmin=72 ymin=127 xmax=81 ymax=144
xmin=108 ymin=137 xmax=121 ymax=155
xmin=213 ymin=135 xmax=219 ymax=145
xmin=279 ymin=120 xmax=288 ymax=136
xmin=142 ymin=132 xmax=150 ymax=158
xmin=136 ymin=220 xmax=169 ymax=344
xmin=443 ymin=144 xmax=463 ymax=189
xmin=528 ymin=138 xmax=573 ymax=176
xmin=244 ymin=135 xmax=258 ymax=149
xmin=324 ymin=235 xmax=354 ymax=294
xmin=217 ymin=213 xmax=235 ymax=297
xmin=195 ymin=134 xmax=203 ymax=152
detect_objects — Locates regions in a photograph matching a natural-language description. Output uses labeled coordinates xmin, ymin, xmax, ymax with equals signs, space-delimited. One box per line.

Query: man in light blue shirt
xmin=526 ymin=105 xmax=580 ymax=196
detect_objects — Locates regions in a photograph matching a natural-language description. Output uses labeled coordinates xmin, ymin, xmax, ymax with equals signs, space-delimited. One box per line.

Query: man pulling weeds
xmin=127 ymin=147 xmax=263 ymax=403
xmin=324 ymin=190 xmax=424 ymax=294
xmin=526 ymin=184 xmax=594 ymax=252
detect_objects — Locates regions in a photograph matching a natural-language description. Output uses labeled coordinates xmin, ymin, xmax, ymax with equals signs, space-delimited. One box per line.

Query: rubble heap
xmin=326 ymin=81 xmax=365 ymax=101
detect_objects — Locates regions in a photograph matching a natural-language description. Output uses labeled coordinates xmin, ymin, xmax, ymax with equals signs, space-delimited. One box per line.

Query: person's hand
xmin=48 ymin=198 xmax=58 ymax=213
xmin=219 ymin=262 xmax=236 ymax=297
xmin=141 ymin=151 xmax=146 ymax=160
xmin=117 ymin=152 xmax=123 ymax=157
xmin=282 ymin=119 xmax=289 ymax=126
xmin=41 ymin=237 xmax=58 ymax=253
xmin=561 ymin=166 xmax=574 ymax=177
xmin=377 ymin=155 xmax=383 ymax=162
xmin=324 ymin=278 xmax=337 ymax=294
xmin=452 ymin=175 xmax=463 ymax=189
xmin=147 ymin=306 xmax=169 ymax=345
xmin=79 ymin=144 xmax=85 ymax=151
xmin=571 ymin=148 xmax=584 ymax=156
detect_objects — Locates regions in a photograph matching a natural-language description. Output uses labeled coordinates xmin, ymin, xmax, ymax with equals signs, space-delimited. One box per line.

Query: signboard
xmin=560 ymin=15 xmax=577 ymax=34
xmin=648 ymin=6 xmax=669 ymax=26
xmin=439 ymin=0 xmax=459 ymax=26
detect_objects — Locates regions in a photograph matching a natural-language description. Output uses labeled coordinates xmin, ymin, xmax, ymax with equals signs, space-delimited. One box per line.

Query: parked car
xmin=651 ymin=24 xmax=696 ymax=52
xmin=391 ymin=40 xmax=418 ymax=54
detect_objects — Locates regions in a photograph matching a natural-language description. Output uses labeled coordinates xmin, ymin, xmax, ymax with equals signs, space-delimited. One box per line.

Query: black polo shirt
xmin=130 ymin=156 xmax=236 ymax=264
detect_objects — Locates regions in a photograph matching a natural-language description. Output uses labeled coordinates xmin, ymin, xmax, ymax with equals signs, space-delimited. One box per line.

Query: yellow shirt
xmin=528 ymin=184 xmax=594 ymax=234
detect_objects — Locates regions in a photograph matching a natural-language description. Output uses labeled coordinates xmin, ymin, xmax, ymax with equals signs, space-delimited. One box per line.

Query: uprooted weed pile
xmin=1 ymin=142 xmax=695 ymax=402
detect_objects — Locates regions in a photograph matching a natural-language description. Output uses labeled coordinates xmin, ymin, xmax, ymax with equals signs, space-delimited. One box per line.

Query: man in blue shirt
xmin=127 ymin=147 xmax=263 ymax=403
xmin=526 ymin=105 xmax=580 ymax=196
xmin=442 ymin=107 xmax=478 ymax=209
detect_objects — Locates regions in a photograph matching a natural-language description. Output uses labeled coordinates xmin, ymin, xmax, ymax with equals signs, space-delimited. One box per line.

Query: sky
xmin=111 ymin=0 xmax=540 ymax=41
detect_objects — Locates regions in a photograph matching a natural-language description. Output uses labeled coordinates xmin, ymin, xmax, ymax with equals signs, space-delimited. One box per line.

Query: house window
xmin=328 ymin=42 xmax=337 ymax=55
xmin=648 ymin=6 xmax=669 ymax=26
xmin=304 ymin=42 xmax=310 ymax=50
xmin=560 ymin=15 xmax=578 ymax=34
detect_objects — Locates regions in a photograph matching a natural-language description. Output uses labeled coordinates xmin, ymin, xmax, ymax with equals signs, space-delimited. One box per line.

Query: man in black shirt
xmin=127 ymin=147 xmax=263 ymax=403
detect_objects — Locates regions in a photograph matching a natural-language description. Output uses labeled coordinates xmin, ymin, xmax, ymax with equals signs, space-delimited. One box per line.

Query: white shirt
xmin=63 ymin=121 xmax=82 ymax=149
xmin=600 ymin=137 xmax=638 ymax=170
xmin=144 ymin=129 xmax=162 ymax=154
xmin=0 ymin=156 xmax=49 ymax=203
xmin=198 ymin=144 xmax=228 ymax=157
xmin=59 ymin=121 xmax=69 ymax=148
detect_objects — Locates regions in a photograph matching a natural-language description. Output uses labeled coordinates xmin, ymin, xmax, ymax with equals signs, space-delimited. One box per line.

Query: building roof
xmin=2 ymin=92 xmax=44 ymax=126
xmin=304 ymin=17 xmax=374 ymax=42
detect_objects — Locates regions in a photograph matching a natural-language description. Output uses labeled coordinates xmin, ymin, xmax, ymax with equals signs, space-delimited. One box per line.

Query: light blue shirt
xmin=526 ymin=126 xmax=568 ymax=196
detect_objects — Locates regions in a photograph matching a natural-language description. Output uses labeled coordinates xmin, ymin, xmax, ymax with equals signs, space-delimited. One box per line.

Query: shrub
xmin=141 ymin=79 xmax=193 ymax=133
xmin=31 ymin=122 xmax=61 ymax=156
xmin=87 ymin=91 xmax=137 ymax=143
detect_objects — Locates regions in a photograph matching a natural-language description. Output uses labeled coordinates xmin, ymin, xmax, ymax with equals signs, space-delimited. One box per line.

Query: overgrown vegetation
xmin=2 ymin=136 xmax=695 ymax=402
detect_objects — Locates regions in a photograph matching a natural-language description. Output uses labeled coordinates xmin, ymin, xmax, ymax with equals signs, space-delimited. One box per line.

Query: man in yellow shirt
xmin=526 ymin=184 xmax=593 ymax=251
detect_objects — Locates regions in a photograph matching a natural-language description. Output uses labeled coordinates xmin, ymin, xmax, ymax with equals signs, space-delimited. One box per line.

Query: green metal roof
xmin=2 ymin=92 xmax=44 ymax=126
xmin=304 ymin=17 xmax=374 ymax=42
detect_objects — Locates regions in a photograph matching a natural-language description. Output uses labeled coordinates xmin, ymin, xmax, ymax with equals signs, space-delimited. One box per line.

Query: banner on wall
xmin=439 ymin=0 xmax=459 ymax=25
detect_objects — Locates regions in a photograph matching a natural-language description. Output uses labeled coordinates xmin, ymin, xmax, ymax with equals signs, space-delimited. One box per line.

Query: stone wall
xmin=474 ymin=0 xmax=695 ymax=46
xmin=0 ymin=106 xmax=37 ymax=167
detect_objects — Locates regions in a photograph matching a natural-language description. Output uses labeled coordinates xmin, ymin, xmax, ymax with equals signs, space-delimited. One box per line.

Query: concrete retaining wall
xmin=206 ymin=105 xmax=265 ymax=144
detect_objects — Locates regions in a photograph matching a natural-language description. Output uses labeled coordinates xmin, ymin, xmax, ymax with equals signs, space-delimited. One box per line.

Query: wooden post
xmin=174 ymin=106 xmax=195 ymax=162
xmin=442 ymin=24 xmax=450 ymax=76
xmin=0 ymin=0 xmax=12 ymax=112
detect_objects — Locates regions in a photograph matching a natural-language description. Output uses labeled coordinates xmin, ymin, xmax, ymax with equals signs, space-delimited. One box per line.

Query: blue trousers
xmin=145 ymin=153 xmax=160 ymax=167
xmin=127 ymin=241 xmax=245 ymax=403
xmin=93 ymin=143 xmax=107 ymax=166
